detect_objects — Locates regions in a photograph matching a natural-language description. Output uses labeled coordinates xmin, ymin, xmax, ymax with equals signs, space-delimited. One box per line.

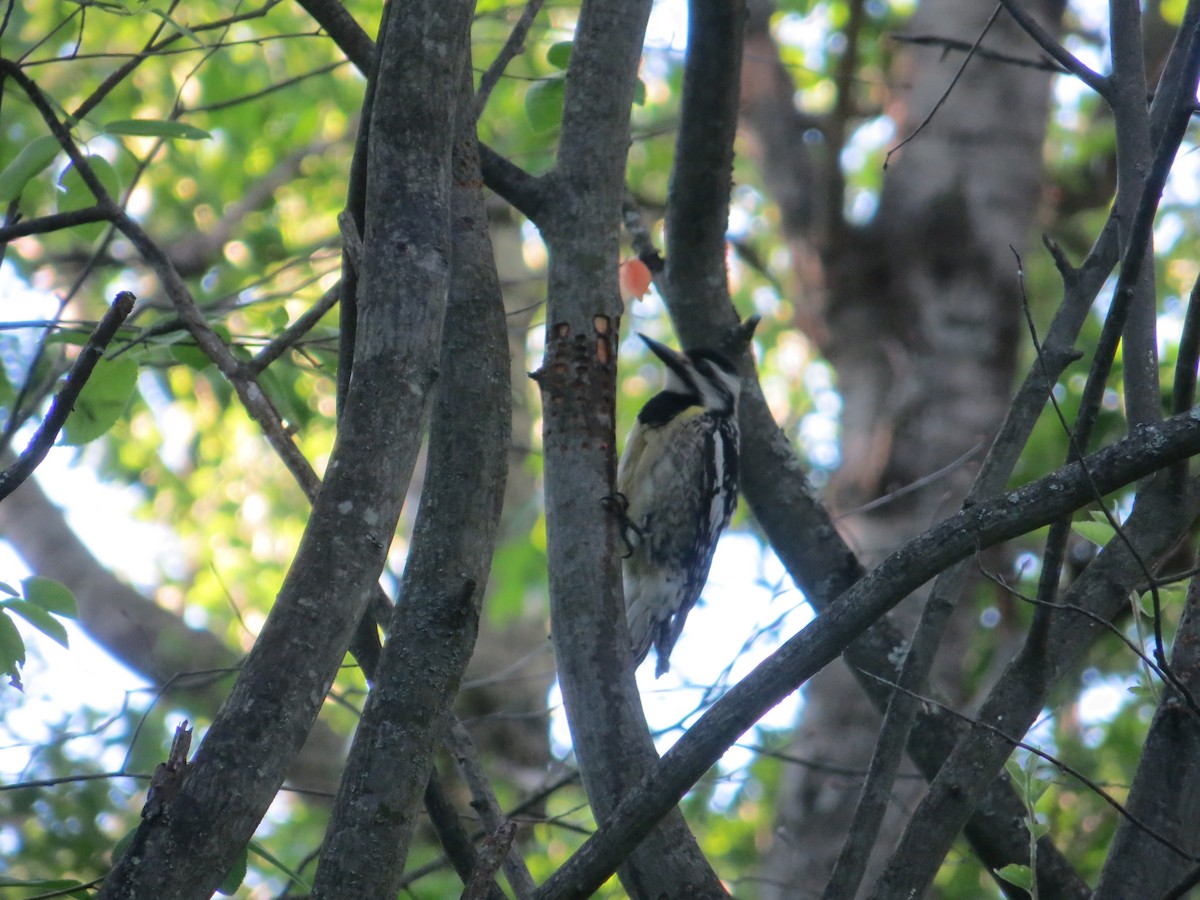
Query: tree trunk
xmin=745 ymin=0 xmax=1064 ymax=893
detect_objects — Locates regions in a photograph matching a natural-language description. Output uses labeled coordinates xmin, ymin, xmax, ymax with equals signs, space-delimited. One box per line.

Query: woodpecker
xmin=617 ymin=334 xmax=741 ymax=677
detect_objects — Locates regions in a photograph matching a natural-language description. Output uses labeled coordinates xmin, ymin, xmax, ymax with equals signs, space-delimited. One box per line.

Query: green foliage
xmin=2 ymin=705 xmax=145 ymax=884
xmin=247 ymin=839 xmax=312 ymax=893
xmin=0 ymin=875 xmax=91 ymax=899
xmin=525 ymin=77 xmax=566 ymax=132
xmin=101 ymin=119 xmax=212 ymax=141
xmin=56 ymin=155 xmax=122 ymax=241
xmin=215 ymin=842 xmax=248 ymax=895
xmin=546 ymin=40 xmax=573 ymax=70
xmin=61 ymin=357 xmax=139 ymax=445
xmin=1071 ymin=509 xmax=1118 ymax=548
xmin=0 ymin=134 xmax=61 ymax=204
xmin=0 ymin=577 xmax=76 ymax=689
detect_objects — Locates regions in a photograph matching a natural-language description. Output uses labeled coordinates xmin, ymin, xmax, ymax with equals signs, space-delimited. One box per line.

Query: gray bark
xmin=753 ymin=0 xmax=1064 ymax=894
xmin=534 ymin=0 xmax=728 ymax=895
xmin=312 ymin=58 xmax=507 ymax=896
xmin=95 ymin=0 xmax=470 ymax=894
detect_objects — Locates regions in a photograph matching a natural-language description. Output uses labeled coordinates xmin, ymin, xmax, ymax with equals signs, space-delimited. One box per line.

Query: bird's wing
xmin=619 ymin=411 xmax=730 ymax=670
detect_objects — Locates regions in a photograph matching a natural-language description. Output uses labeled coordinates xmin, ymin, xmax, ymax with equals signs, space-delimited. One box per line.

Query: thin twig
xmin=447 ymin=718 xmax=537 ymax=899
xmin=461 ymin=822 xmax=519 ymax=900
xmin=890 ymin=32 xmax=1068 ymax=74
xmin=885 ymin=3 xmax=1002 ymax=167
xmin=996 ymin=0 xmax=1109 ymax=96
xmin=69 ymin=0 xmax=284 ymax=122
xmin=0 ymin=291 xmax=136 ymax=502
xmin=0 ymin=770 xmax=152 ymax=792
xmin=472 ymin=0 xmax=546 ymax=122
xmin=185 ymin=60 xmax=346 ymax=114
xmin=836 ymin=441 xmax=984 ymax=518
xmin=1014 ymin=247 xmax=1171 ymax=678
xmin=860 ymin=670 xmax=1199 ymax=864
xmin=247 ymin=282 xmax=341 ymax=374
xmin=22 ymin=875 xmax=106 ymax=900
xmin=983 ymin=566 xmax=1200 ymax=720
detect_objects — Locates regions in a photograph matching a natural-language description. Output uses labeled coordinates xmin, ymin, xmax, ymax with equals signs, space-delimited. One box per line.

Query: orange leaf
xmin=619 ymin=258 xmax=653 ymax=302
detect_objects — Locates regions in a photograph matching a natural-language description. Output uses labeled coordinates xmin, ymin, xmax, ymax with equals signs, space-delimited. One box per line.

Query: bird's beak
xmin=638 ymin=334 xmax=690 ymax=380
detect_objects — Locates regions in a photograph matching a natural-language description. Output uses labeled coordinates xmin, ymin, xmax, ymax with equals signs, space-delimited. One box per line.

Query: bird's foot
xmin=601 ymin=492 xmax=642 ymax=558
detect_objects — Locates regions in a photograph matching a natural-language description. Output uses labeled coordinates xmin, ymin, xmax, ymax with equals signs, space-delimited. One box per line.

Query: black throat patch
xmin=638 ymin=391 xmax=700 ymax=427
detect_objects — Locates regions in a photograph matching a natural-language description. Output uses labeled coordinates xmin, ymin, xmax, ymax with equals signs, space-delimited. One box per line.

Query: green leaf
xmin=216 ymin=844 xmax=248 ymax=895
xmin=0 ymin=582 xmax=19 ymax=597
xmin=170 ymin=324 xmax=230 ymax=369
xmin=2 ymin=599 xmax=69 ymax=648
xmin=268 ymin=305 xmax=291 ymax=331
xmin=633 ymin=77 xmax=647 ymax=106
xmin=0 ymin=612 xmax=27 ymax=679
xmin=249 ymin=839 xmax=311 ymax=890
xmin=0 ymin=135 xmax=61 ymax=204
xmin=57 ymin=155 xmax=121 ymax=239
xmin=22 ymin=575 xmax=78 ymax=618
xmin=546 ymin=41 xmax=573 ymax=70
xmin=0 ymin=364 xmax=12 ymax=413
xmin=1024 ymin=811 xmax=1051 ymax=840
xmin=46 ymin=329 xmax=94 ymax=348
xmin=1072 ymin=518 xmax=1115 ymax=547
xmin=145 ymin=8 xmax=203 ymax=45
xmin=102 ymin=119 xmax=211 ymax=141
xmin=62 ymin=356 xmax=139 ymax=445
xmin=170 ymin=340 xmax=213 ymax=370
xmin=525 ymin=78 xmax=565 ymax=133
xmin=0 ymin=877 xmax=90 ymax=899
xmin=995 ymin=864 xmax=1034 ymax=890
xmin=112 ymin=827 xmax=137 ymax=865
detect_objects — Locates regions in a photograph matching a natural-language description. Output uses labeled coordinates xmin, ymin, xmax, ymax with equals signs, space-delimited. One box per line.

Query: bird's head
xmin=639 ymin=334 xmax=741 ymax=416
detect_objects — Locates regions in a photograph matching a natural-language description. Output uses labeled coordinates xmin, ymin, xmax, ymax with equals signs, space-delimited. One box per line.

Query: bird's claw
xmin=602 ymin=492 xmax=641 ymax=559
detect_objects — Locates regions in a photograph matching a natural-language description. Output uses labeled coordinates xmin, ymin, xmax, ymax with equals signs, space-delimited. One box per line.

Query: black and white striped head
xmin=639 ymin=334 xmax=741 ymax=416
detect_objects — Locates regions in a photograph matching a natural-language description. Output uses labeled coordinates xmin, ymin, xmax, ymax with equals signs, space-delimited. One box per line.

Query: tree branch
xmin=1029 ymin=11 xmax=1200 ymax=640
xmin=871 ymin=472 xmax=1199 ymax=897
xmin=0 ymin=207 xmax=111 ymax=241
xmin=293 ymin=0 xmax=373 ymax=72
xmin=534 ymin=0 xmax=726 ymax=896
xmin=661 ymin=0 xmax=745 ymax=337
xmin=1093 ymin=548 xmax=1200 ymax=897
xmin=310 ymin=43 xmax=505 ymax=896
xmin=1172 ymin=269 xmax=1200 ymax=414
xmin=95 ymin=0 xmax=466 ymax=893
xmin=1106 ymin=0 xmax=1160 ymax=427
xmin=293 ymin=0 xmax=556 ymax=255
xmin=670 ymin=3 xmax=1093 ymax=890
xmin=245 ymin=281 xmax=340 ymax=374
xmin=472 ymin=0 xmax=546 ymax=122
xmin=0 ymin=291 xmax=134 ymax=501
xmin=448 ymin=718 xmax=536 ymax=899
xmin=997 ymin=0 xmax=1108 ymax=95
xmin=537 ymin=410 xmax=1200 ymax=899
